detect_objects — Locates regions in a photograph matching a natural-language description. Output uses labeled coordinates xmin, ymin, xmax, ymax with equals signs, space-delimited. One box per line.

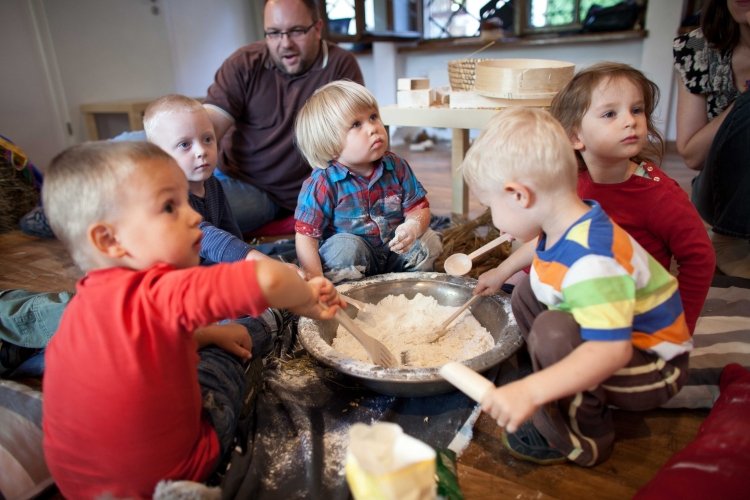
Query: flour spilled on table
xmin=332 ymin=293 xmax=494 ymax=367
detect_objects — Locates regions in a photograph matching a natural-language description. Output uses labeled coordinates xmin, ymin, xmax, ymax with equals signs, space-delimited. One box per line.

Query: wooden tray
xmin=474 ymin=59 xmax=575 ymax=99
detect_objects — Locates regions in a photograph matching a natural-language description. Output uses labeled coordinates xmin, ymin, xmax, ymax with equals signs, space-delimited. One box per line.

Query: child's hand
xmin=290 ymin=277 xmax=343 ymax=320
xmin=475 ymin=267 xmax=507 ymax=295
xmin=481 ymin=379 xmax=537 ymax=433
xmin=389 ymin=219 xmax=420 ymax=254
xmin=315 ymin=277 xmax=342 ymax=309
xmin=195 ymin=323 xmax=253 ymax=360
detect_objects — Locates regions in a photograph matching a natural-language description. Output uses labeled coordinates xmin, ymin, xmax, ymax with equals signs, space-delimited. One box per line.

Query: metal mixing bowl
xmin=298 ymin=272 xmax=523 ymax=397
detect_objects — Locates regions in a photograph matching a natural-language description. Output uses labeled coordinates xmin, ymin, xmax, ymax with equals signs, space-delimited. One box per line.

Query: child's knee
xmin=527 ymin=311 xmax=581 ymax=364
xmin=320 ymin=233 xmax=369 ymax=267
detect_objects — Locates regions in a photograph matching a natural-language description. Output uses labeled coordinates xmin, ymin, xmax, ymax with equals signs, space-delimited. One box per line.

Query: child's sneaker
xmin=501 ymin=420 xmax=567 ymax=465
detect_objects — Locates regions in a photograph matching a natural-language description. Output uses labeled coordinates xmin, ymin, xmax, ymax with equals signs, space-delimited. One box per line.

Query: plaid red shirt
xmin=294 ymin=151 xmax=429 ymax=248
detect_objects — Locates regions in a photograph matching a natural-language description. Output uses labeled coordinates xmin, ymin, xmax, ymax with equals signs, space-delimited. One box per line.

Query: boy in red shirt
xmin=41 ymin=141 xmax=341 ymax=498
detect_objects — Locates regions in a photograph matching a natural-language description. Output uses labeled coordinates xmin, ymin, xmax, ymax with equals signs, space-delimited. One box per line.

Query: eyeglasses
xmin=264 ymin=22 xmax=316 ymax=41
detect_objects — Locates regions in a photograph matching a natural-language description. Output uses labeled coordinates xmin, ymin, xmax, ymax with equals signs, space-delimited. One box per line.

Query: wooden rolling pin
xmin=439 ymin=361 xmax=494 ymax=403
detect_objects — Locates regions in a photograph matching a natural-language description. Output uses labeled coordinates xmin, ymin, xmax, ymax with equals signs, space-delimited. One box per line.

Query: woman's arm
xmin=675 ymin=84 xmax=734 ymax=170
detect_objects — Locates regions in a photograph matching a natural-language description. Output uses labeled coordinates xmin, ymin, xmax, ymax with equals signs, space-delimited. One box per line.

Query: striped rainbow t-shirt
xmin=530 ymin=201 xmax=692 ymax=361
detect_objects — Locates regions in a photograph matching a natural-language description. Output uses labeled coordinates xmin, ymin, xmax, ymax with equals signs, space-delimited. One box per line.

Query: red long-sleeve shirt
xmin=43 ymin=262 xmax=268 ymax=499
xmin=578 ymin=162 xmax=715 ymax=333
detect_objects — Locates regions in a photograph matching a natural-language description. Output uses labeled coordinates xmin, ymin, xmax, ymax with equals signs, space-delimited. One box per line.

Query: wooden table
xmin=380 ymin=105 xmax=500 ymax=219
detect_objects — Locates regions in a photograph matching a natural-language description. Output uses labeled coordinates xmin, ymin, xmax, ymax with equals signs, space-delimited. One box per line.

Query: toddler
xmin=550 ymin=62 xmax=714 ymax=333
xmin=463 ymin=107 xmax=691 ymax=467
xmin=41 ymin=141 xmax=341 ymax=497
xmin=145 ymin=94 xmax=297 ymax=358
xmin=293 ymin=80 xmax=442 ymax=282
xmin=144 ymin=94 xmax=272 ymax=264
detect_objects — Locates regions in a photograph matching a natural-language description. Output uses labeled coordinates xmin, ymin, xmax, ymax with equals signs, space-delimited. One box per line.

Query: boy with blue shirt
xmin=463 ymin=107 xmax=692 ymax=467
xmin=144 ymin=94 xmax=272 ymax=265
xmin=293 ymin=80 xmax=442 ymax=282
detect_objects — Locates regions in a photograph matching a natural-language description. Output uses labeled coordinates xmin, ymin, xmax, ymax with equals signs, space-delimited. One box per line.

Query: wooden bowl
xmin=474 ymin=58 xmax=575 ymax=99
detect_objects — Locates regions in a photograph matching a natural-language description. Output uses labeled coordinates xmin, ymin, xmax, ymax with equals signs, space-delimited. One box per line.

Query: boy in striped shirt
xmin=463 ymin=107 xmax=691 ymax=467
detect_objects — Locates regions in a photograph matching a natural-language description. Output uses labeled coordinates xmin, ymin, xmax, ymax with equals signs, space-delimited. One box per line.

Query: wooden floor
xmin=393 ymin=141 xmax=699 ymax=219
xmin=0 ymin=143 xmax=708 ymax=499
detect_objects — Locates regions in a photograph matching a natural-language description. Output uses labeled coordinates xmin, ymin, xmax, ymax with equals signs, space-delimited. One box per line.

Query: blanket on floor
xmin=664 ymin=275 xmax=750 ymax=409
xmin=220 ymin=349 xmax=520 ymax=499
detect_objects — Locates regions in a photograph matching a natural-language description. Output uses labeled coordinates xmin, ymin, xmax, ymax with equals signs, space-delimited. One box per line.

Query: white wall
xmin=1 ymin=0 xmax=262 ymax=163
xmin=161 ymin=0 xmax=260 ymax=97
xmin=41 ymin=0 xmax=176 ymax=143
xmin=0 ymin=0 xmax=70 ymax=170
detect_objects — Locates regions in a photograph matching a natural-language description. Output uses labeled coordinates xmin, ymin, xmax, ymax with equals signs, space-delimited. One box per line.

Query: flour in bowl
xmin=332 ymin=293 xmax=494 ymax=367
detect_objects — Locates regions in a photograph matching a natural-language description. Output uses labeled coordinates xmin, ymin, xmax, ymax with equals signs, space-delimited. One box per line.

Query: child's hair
xmin=42 ymin=141 xmax=174 ymax=271
xmin=550 ymin=62 xmax=664 ymax=168
xmin=143 ymin=94 xmax=205 ymax=139
xmin=461 ymin=107 xmax=578 ymax=194
xmin=295 ymin=79 xmax=380 ymax=169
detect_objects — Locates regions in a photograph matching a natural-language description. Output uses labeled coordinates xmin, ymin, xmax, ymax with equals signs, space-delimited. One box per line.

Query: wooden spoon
xmin=429 ymin=295 xmax=481 ymax=343
xmin=443 ymin=233 xmax=512 ymax=276
xmin=341 ymin=294 xmax=371 ymax=313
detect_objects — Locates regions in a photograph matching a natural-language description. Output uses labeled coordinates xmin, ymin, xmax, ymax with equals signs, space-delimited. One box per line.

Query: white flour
xmin=332 ymin=293 xmax=494 ymax=367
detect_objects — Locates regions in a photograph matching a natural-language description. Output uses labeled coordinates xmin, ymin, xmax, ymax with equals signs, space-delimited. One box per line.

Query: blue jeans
xmin=0 ymin=289 xmax=71 ymax=347
xmin=197 ymin=345 xmax=247 ymax=462
xmin=319 ymin=229 xmax=443 ymax=283
xmin=213 ymin=170 xmax=284 ymax=233
xmin=0 ymin=288 xmax=272 ymax=380
xmin=228 ymin=316 xmax=273 ymax=359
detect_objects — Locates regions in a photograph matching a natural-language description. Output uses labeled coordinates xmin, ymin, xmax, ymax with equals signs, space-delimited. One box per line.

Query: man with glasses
xmin=204 ymin=0 xmax=364 ymax=234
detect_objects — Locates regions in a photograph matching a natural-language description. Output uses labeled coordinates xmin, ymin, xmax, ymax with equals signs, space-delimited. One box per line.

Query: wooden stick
xmin=467 ymin=40 xmax=496 ymax=58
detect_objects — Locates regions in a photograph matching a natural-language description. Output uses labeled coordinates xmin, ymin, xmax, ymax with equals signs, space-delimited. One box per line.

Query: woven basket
xmin=448 ymin=58 xmax=485 ymax=91
xmin=0 ymin=142 xmax=39 ymax=234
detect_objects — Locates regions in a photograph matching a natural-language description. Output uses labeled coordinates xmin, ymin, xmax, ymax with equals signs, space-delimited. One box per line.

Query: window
xmin=323 ymin=0 xmax=422 ymax=41
xmin=322 ymin=0 xmax=645 ymax=42
xmin=424 ymin=0 xmax=639 ymax=39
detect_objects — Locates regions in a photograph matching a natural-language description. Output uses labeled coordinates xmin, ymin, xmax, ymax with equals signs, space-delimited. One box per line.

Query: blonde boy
xmin=145 ymin=94 xmax=295 ymax=359
xmin=463 ymin=107 xmax=691 ymax=466
xmin=144 ymin=94 xmax=271 ymax=264
xmin=41 ymin=141 xmax=341 ymax=497
xmin=294 ymin=80 xmax=442 ymax=282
